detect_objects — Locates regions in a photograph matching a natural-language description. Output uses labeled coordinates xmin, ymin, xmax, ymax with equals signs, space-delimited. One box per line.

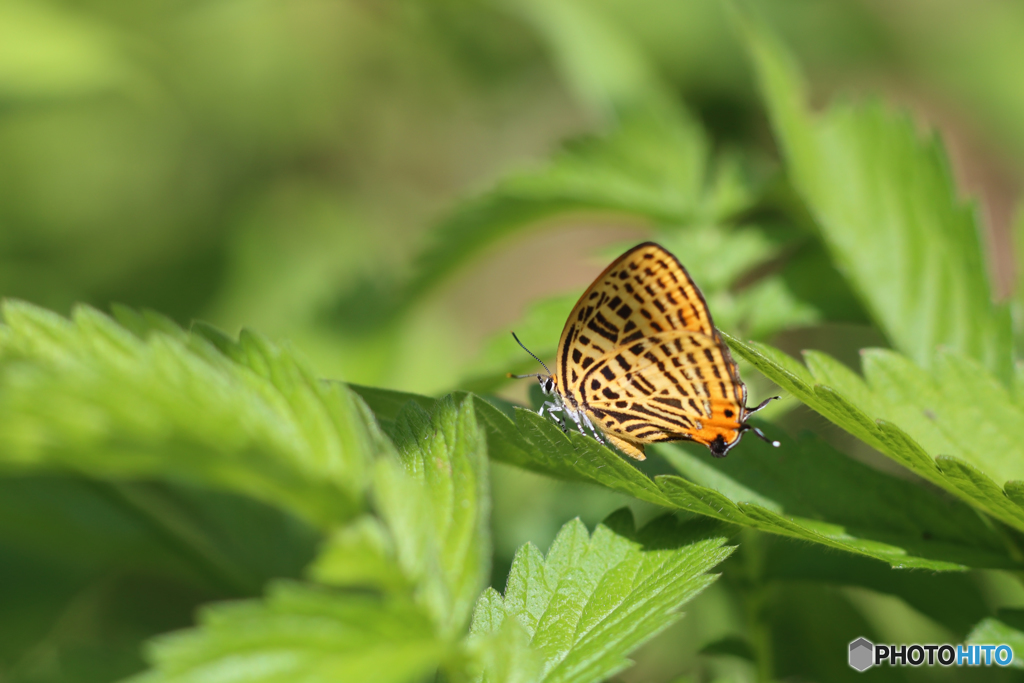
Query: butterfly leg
xmin=564 ymin=407 xmax=603 ymax=444
xmin=579 ymin=412 xmax=605 ymax=444
xmin=541 ymin=401 xmax=571 ymax=433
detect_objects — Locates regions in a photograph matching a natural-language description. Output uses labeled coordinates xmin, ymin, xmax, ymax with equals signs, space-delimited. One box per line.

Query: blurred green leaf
xmin=967 ymin=611 xmax=1024 ymax=668
xmin=727 ymin=335 xmax=1024 ymax=536
xmin=130 ymin=582 xmax=446 ymax=683
xmin=0 ymin=2 xmax=148 ymax=101
xmin=401 ymin=104 xmax=738 ymax=312
xmin=136 ymin=396 xmax=490 ymax=683
xmin=465 ymin=611 xmax=543 ymax=683
xmin=515 ymin=0 xmax=663 ymax=115
xmin=738 ymin=9 xmax=1014 ymax=382
xmin=307 ymin=515 xmax=408 ymax=593
xmin=0 ymin=301 xmax=386 ymax=529
xmin=762 ymin=540 xmax=989 ymax=637
xmin=0 ymin=477 xmax=320 ymax=683
xmin=470 ymin=510 xmax=733 ymax=683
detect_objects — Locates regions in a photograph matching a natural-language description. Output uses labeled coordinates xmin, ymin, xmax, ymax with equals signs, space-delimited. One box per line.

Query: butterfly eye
xmin=541 ymin=378 xmax=554 ymax=394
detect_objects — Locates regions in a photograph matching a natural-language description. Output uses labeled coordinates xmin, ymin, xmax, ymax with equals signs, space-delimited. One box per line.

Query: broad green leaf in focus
xmin=469 ymin=510 xmax=733 ymax=683
xmin=737 ymin=9 xmax=1013 ymax=382
xmin=472 ymin=399 xmax=1014 ymax=570
xmin=0 ymin=301 xmax=385 ymax=529
xmin=726 ymin=334 xmax=1024 ymax=535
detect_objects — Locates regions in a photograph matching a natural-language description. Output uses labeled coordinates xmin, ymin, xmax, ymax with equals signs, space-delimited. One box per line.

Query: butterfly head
xmin=508 ymin=371 xmax=558 ymax=396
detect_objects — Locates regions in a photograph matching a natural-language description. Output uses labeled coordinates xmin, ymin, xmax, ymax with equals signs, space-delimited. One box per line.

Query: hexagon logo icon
xmin=849 ymin=637 xmax=874 ymax=671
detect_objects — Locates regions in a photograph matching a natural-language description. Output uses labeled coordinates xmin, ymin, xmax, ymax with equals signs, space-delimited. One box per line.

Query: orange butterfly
xmin=512 ymin=242 xmax=778 ymax=459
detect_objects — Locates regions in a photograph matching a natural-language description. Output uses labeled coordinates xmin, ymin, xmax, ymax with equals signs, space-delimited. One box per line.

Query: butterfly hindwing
xmin=580 ymin=331 xmax=747 ymax=448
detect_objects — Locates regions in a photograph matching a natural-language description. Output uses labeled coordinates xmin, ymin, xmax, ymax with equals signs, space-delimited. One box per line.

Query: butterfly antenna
xmin=749 ymin=426 xmax=781 ymax=448
xmin=510 ymin=331 xmax=552 ymax=376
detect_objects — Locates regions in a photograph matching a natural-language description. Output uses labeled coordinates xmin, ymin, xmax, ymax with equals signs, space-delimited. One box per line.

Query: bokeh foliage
xmin=4 ymin=1 xmax=1024 ymax=682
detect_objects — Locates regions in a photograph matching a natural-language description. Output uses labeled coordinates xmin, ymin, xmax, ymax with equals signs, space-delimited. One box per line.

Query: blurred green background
xmin=4 ymin=0 xmax=1024 ymax=681
xmin=5 ymin=0 xmax=1021 ymax=393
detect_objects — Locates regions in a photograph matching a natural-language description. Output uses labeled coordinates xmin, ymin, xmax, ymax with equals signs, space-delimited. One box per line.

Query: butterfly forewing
xmin=554 ymin=242 xmax=750 ymax=456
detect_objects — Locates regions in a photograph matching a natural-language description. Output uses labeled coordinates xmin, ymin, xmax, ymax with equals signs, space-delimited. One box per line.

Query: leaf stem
xmin=739 ymin=528 xmax=775 ymax=683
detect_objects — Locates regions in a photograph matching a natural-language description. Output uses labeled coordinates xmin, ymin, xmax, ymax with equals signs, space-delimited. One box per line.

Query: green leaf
xmin=466 ymin=608 xmax=543 ymax=683
xmin=0 ymin=2 xmax=148 ymax=102
xmin=385 ymin=395 xmax=495 ymax=643
xmin=737 ymin=10 xmax=1013 ymax=381
xmin=0 ymin=301 xmax=385 ymax=529
xmin=476 ymin=387 xmax=1018 ymax=570
xmin=306 ymin=515 xmax=408 ymax=593
xmin=402 ymin=105 xmax=730 ymax=310
xmin=514 ymin=0 xmax=662 ymax=116
xmin=470 ymin=510 xmax=733 ymax=683
xmin=136 ymin=395 xmax=491 ymax=683
xmin=342 ymin=395 xmax=492 ymax=640
xmin=346 ymin=382 xmax=439 ymax=430
xmin=967 ymin=611 xmax=1024 ymax=668
xmin=763 ymin=539 xmax=989 ymax=637
xmin=129 ymin=582 xmax=447 ymax=683
xmin=727 ymin=335 xmax=1024 ymax=536
xmin=662 ymin=431 xmax=1015 ymax=571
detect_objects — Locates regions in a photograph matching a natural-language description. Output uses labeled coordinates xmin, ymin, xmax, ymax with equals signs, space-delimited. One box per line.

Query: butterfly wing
xmin=554 ymin=242 xmax=748 ymax=456
xmin=557 ymin=242 xmax=720 ymax=400
xmin=580 ymin=330 xmax=748 ymax=452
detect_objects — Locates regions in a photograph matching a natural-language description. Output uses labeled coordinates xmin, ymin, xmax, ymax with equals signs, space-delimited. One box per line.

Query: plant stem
xmin=739 ymin=528 xmax=775 ymax=683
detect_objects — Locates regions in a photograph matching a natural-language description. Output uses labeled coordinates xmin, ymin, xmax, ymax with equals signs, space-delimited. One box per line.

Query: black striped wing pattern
xmin=554 ymin=242 xmax=749 ymax=459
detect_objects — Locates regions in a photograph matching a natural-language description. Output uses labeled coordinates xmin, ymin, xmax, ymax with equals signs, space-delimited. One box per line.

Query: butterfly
xmin=511 ymin=241 xmax=779 ymax=459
